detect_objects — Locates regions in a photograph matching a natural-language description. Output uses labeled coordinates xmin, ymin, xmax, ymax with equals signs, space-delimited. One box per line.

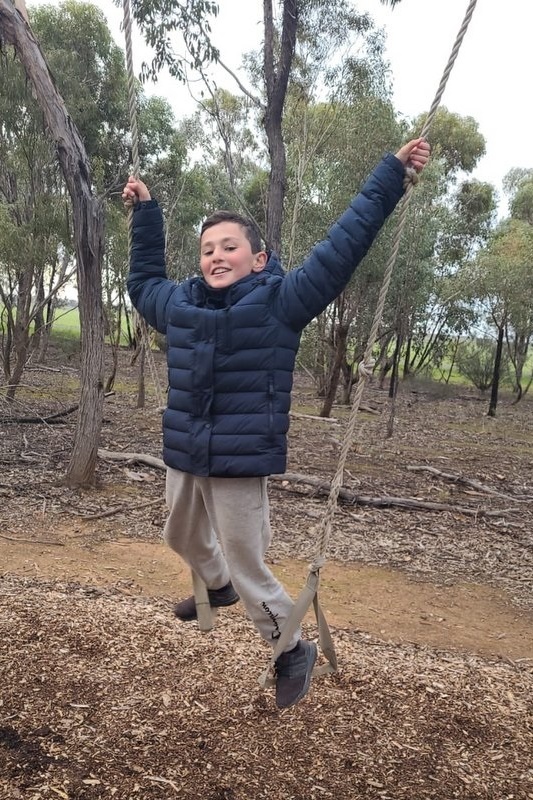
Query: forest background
xmin=1 ymin=0 xmax=533 ymax=485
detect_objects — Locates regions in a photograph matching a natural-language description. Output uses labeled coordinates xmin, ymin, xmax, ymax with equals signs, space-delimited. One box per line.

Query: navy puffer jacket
xmin=128 ymin=153 xmax=405 ymax=477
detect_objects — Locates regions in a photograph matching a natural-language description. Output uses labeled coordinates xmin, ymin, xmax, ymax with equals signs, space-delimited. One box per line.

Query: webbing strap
xmin=258 ymin=568 xmax=337 ymax=689
xmin=192 ymin=570 xmax=214 ymax=632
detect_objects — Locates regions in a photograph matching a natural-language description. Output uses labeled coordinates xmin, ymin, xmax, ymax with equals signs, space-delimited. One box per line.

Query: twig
xmin=78 ymin=496 xmax=163 ymax=521
xmin=407 ymin=464 xmax=533 ymax=502
xmin=1 ymin=392 xmax=115 ymax=424
xmin=144 ymin=776 xmax=181 ymax=794
xmin=0 ymin=533 xmax=64 ymax=546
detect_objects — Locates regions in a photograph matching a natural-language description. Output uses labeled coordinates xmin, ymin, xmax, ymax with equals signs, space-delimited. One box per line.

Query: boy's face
xmin=200 ymin=221 xmax=267 ymax=289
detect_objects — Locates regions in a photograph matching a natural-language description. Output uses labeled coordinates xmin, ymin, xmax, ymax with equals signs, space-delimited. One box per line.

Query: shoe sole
xmin=276 ymin=642 xmax=318 ymax=709
xmin=174 ymin=595 xmax=239 ymax=622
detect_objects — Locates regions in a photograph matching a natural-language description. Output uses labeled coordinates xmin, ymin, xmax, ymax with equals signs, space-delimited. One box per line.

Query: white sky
xmin=28 ymin=0 xmax=532 ymax=212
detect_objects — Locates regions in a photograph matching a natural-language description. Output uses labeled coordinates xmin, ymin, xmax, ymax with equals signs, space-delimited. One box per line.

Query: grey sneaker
xmin=173 ymin=581 xmax=239 ymax=621
xmin=275 ymin=640 xmax=317 ymax=709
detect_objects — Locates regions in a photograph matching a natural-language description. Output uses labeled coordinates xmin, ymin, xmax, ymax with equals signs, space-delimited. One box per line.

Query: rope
xmin=122 ymin=0 xmax=165 ymax=410
xmin=311 ymin=0 xmax=479 ymax=570
xmin=260 ymin=0 xmax=480 ymax=686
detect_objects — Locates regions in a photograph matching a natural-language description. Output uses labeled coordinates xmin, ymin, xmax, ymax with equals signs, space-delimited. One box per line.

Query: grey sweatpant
xmin=163 ymin=468 xmax=300 ymax=651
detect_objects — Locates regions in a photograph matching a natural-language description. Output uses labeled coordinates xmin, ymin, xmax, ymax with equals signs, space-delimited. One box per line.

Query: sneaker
xmin=275 ymin=640 xmax=317 ymax=709
xmin=173 ymin=581 xmax=239 ymax=621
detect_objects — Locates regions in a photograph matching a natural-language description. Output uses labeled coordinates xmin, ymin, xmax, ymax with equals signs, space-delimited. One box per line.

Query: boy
xmin=123 ymin=138 xmax=430 ymax=709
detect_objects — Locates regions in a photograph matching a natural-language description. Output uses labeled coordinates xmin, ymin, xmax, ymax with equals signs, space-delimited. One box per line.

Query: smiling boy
xmin=123 ymin=137 xmax=430 ymax=708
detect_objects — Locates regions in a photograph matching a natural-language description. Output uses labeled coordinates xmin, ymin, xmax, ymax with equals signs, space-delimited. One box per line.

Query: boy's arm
xmin=275 ymin=153 xmax=407 ymax=331
xmin=126 ymin=200 xmax=178 ymax=334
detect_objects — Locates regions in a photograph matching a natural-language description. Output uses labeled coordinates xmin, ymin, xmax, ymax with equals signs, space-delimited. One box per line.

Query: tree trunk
xmin=32 ymin=275 xmax=45 ymax=357
xmin=388 ymin=333 xmax=402 ymax=400
xmin=488 ymin=324 xmax=504 ymax=418
xmin=0 ymin=1 xmax=106 ymax=485
xmin=263 ymin=0 xmax=297 ymax=254
xmin=5 ymin=265 xmax=33 ymax=401
xmin=386 ymin=333 xmax=403 ymax=438
xmin=320 ymin=322 xmax=349 ymax=418
xmin=402 ymin=335 xmax=412 ymax=378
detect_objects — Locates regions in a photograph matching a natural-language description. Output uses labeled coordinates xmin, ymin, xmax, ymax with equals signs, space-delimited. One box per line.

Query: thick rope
xmin=261 ymin=0 xmax=479 ymax=685
xmin=310 ymin=0 xmax=479 ymax=571
xmin=122 ymin=0 xmax=165 ymax=410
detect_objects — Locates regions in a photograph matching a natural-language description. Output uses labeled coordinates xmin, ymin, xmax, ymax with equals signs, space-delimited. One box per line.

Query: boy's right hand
xmin=395 ymin=138 xmax=430 ymax=173
xmin=122 ymin=176 xmax=151 ymax=204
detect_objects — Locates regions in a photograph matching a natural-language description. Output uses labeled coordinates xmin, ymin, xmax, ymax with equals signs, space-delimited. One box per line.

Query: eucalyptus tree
xmin=499 ymin=171 xmax=533 ymax=399
xmin=0 ymin=0 xmax=109 ymax=484
xmin=269 ymin=2 xmax=405 ymax=413
xmin=283 ymin=95 xmax=403 ymax=414
xmin=403 ymin=176 xmax=496 ymax=380
xmin=474 ymin=219 xmax=533 ymax=415
xmin=0 ymin=7 xmax=74 ymax=399
xmin=388 ymin=109 xmax=489 ymax=380
xmin=507 ymin=169 xmax=533 ymax=226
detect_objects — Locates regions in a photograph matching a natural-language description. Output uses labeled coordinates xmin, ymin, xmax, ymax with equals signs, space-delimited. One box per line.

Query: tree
xmin=455 ymin=337 xmax=508 ymax=392
xmin=0 ymin=18 xmax=73 ymax=397
xmin=474 ymin=219 xmax=533 ymax=415
xmin=0 ymin=0 xmax=105 ymax=485
xmin=403 ymin=177 xmax=496 ymax=380
xmin=0 ymin=1 xmax=133 ymax=401
xmin=262 ymin=0 xmax=298 ymax=253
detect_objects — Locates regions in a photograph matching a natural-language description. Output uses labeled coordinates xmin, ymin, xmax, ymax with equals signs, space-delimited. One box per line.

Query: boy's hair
xmin=201 ymin=210 xmax=264 ymax=255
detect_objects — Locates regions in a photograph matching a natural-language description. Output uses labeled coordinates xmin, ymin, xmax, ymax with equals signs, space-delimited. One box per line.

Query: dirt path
xmin=3 ymin=530 xmax=532 ymax=662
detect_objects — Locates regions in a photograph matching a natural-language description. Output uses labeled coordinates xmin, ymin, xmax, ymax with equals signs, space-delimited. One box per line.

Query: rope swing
xmin=259 ymin=0 xmax=480 ymax=689
xmin=120 ymin=0 xmax=479 ymax=682
xmin=122 ymin=0 xmax=166 ymax=414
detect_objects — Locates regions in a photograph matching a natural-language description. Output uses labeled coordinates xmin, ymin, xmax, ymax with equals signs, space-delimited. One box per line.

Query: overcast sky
xmin=28 ymin=0 xmax=532 ymax=212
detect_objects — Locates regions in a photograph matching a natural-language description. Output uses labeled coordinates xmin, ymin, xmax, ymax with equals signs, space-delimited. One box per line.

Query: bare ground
xmin=1 ymin=346 xmax=532 ymax=799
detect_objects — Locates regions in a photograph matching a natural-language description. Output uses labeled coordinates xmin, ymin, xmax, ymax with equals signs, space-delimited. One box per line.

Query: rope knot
xmin=403 ymin=166 xmax=419 ymax=190
xmin=358 ymin=357 xmax=376 ymax=380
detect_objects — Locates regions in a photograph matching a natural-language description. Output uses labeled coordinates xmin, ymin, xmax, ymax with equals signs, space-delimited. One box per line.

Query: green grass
xmin=49 ymin=307 xmax=133 ymax=351
xmin=51 ymin=307 xmax=80 ymax=333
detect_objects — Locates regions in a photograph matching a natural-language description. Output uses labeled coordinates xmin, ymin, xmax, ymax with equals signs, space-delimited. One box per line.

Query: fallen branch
xmin=98 ymin=448 xmax=165 ymax=469
xmin=1 ymin=392 xmax=115 ymax=425
xmin=97 ymin=450 xmax=513 ymax=519
xmin=77 ymin=496 xmax=163 ymax=521
xmin=407 ymin=464 xmax=533 ymax=502
xmin=290 ymin=404 xmax=380 ymax=423
xmin=0 ymin=533 xmax=64 ymax=546
xmin=0 ymin=403 xmax=80 ymax=425
xmin=290 ymin=412 xmax=338 ymax=423
xmin=271 ymin=472 xmax=518 ymax=519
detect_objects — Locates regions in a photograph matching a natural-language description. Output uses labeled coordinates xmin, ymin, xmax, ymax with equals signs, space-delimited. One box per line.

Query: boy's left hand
xmin=395 ymin=138 xmax=431 ymax=173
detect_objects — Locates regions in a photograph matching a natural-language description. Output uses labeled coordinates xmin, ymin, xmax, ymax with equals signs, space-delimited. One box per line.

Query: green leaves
xmin=117 ymin=0 xmax=219 ymax=83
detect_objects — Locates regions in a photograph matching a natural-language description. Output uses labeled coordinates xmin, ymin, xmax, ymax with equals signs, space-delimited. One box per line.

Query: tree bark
xmin=488 ymin=323 xmax=504 ymax=418
xmin=5 ymin=265 xmax=32 ymax=402
xmin=320 ymin=320 xmax=349 ymax=418
xmin=0 ymin=1 xmax=106 ymax=485
xmin=263 ymin=0 xmax=297 ymax=254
